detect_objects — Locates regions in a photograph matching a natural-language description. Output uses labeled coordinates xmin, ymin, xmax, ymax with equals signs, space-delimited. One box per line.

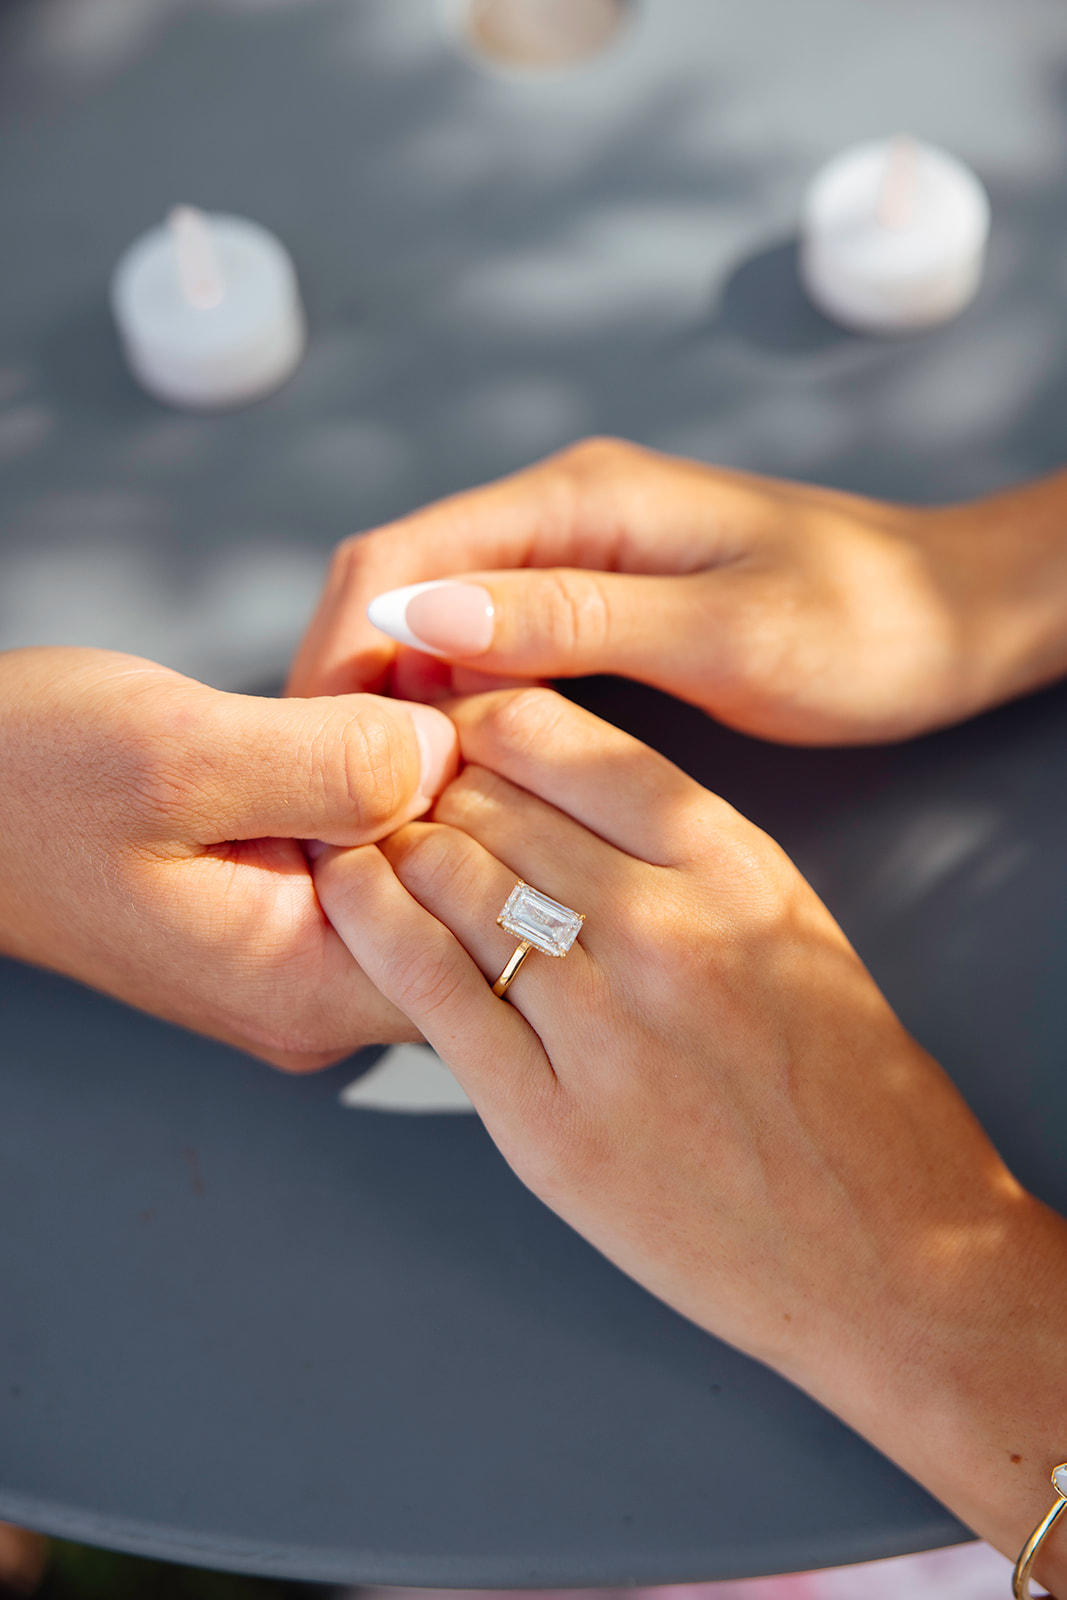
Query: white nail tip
xmin=366 ymin=579 xmax=455 ymax=656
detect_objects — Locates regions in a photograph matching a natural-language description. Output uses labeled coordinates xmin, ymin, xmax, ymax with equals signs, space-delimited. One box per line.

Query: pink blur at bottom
xmin=356 ymin=1539 xmax=1014 ymax=1600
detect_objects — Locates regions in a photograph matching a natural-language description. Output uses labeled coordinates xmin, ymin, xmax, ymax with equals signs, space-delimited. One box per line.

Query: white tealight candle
xmin=799 ymin=136 xmax=990 ymax=334
xmin=111 ymin=206 xmax=306 ymax=409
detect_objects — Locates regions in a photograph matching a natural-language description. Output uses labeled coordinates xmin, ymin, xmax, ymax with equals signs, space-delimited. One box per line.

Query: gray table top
xmin=2 ymin=0 xmax=1067 ymax=1585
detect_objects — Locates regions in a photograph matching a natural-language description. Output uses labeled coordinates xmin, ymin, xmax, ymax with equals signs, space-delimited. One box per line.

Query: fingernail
xmin=405 ymin=701 xmax=459 ymax=806
xmin=368 ymin=580 xmax=495 ymax=658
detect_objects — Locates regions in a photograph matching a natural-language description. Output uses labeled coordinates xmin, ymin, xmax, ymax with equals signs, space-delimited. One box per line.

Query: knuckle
xmin=483 ymin=685 xmax=569 ymax=762
xmin=314 ymin=704 xmax=412 ymax=835
xmin=327 ymin=532 xmax=367 ymax=581
xmin=627 ymin=834 xmax=796 ymax=994
xmin=557 ymin=435 xmax=635 ymax=477
xmin=624 ymin=889 xmax=702 ymax=988
xmin=322 ymin=531 xmax=396 ymax=614
xmin=391 ymin=942 xmax=467 ymax=1019
xmin=708 ymin=825 xmax=789 ymax=917
xmin=715 ymin=588 xmax=794 ymax=695
xmin=539 ymin=569 xmax=611 ymax=657
xmin=640 ymin=922 xmax=712 ymax=1000
xmin=434 ymin=764 xmax=506 ymax=828
xmin=387 ymin=822 xmax=471 ymax=902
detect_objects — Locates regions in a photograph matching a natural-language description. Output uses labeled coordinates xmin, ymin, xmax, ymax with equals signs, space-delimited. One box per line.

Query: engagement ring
xmin=491 ymin=880 xmax=584 ymax=999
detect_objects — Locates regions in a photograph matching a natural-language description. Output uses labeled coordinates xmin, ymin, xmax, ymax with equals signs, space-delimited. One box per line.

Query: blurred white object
xmin=110 ymin=206 xmax=306 ymax=408
xmin=340 ymin=1044 xmax=476 ymax=1114
xmin=460 ymin=0 xmax=626 ymax=68
xmin=799 ymin=136 xmax=990 ymax=334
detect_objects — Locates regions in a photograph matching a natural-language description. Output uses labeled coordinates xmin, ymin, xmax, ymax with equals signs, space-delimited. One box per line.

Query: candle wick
xmin=169 ymin=205 xmax=225 ymax=308
xmin=877 ymin=134 xmax=918 ymax=231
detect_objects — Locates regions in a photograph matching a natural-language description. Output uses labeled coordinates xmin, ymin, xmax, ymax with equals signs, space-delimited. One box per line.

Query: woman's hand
xmin=288 ymin=438 xmax=1067 ymax=745
xmin=312 ymin=687 xmax=1067 ymax=1587
xmin=0 ymin=646 xmax=457 ymax=1069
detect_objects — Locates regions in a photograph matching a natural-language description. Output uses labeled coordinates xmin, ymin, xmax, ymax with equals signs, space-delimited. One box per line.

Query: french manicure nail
xmin=405 ymin=701 xmax=460 ymax=806
xmin=368 ymin=580 xmax=495 ymax=658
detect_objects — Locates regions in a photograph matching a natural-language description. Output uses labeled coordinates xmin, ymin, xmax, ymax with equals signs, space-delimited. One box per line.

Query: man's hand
xmin=0 ymin=647 xmax=457 ymax=1069
xmin=288 ymin=437 xmax=1067 ymax=745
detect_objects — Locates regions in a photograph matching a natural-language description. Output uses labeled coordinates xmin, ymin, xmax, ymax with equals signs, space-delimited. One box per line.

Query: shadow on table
xmin=706 ymin=235 xmax=853 ymax=356
xmin=32 ymin=1536 xmax=324 ymax=1600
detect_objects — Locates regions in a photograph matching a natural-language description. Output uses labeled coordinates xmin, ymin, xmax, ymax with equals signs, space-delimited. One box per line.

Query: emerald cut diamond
xmin=497 ymin=881 xmax=584 ymax=957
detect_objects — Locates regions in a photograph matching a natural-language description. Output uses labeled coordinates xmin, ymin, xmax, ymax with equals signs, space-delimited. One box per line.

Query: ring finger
xmin=381 ymin=819 xmax=606 ymax=1032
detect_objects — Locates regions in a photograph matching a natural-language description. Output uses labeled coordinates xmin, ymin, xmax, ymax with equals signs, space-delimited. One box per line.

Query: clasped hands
xmin=5 ymin=438 xmax=1067 ymax=1582
xmin=301 ymin=439 xmax=1067 ymax=1589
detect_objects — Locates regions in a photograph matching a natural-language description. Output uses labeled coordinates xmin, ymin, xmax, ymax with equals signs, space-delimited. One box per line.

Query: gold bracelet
xmin=1013 ymin=1465 xmax=1067 ymax=1598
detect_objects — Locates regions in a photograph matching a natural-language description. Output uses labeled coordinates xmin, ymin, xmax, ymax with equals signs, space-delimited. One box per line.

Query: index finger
xmin=285 ymin=458 xmax=579 ymax=699
xmin=285 ymin=437 xmax=710 ymax=699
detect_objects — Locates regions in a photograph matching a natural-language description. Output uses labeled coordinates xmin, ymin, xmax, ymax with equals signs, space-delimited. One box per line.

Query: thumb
xmin=183 ymin=689 xmax=459 ymax=845
xmin=366 ymin=570 xmax=713 ymax=687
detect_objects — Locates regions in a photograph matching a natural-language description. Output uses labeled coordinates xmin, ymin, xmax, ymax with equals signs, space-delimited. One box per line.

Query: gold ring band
xmin=1013 ymin=1464 xmax=1067 ymax=1598
xmin=491 ymin=941 xmax=533 ymax=999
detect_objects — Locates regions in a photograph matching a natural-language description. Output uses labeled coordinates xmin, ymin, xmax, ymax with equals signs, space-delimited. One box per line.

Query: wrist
xmin=923 ymin=476 xmax=1067 ymax=718
xmin=789 ymin=1179 xmax=1067 ymax=1585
